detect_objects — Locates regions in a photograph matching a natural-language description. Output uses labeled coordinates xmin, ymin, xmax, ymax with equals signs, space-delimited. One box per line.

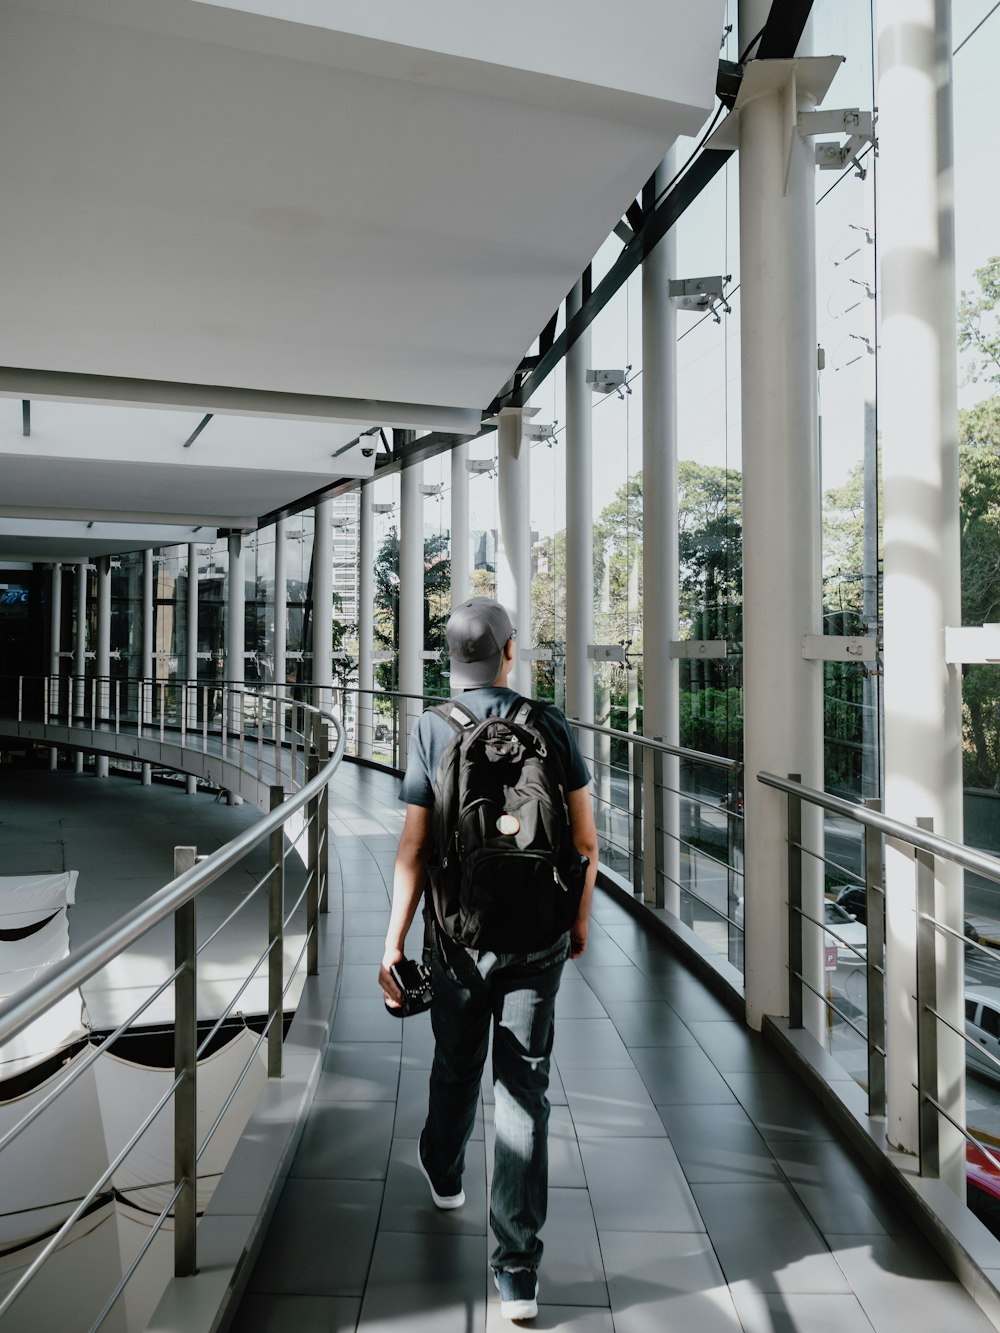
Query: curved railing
xmin=0 ymin=683 xmax=344 ymax=1329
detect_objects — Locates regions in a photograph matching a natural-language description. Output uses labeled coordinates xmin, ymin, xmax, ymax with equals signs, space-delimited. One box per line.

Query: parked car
xmin=967 ymin=1141 xmax=1000 ymax=1236
xmin=823 ymin=900 xmax=867 ymax=967
xmin=834 ymin=885 xmax=983 ymax=951
xmin=966 ymin=987 xmax=1000 ymax=1083
xmin=732 ymin=897 xmax=867 ymax=966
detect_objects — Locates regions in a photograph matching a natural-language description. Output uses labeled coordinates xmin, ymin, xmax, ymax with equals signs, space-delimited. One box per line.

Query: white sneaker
xmin=493 ymin=1268 xmax=539 ymax=1321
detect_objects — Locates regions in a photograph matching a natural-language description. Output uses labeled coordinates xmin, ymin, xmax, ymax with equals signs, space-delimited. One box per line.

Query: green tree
xmin=959 ymin=397 xmax=1000 ymax=786
xmin=959 ymin=256 xmax=1000 ymax=387
xmin=371 ymin=528 xmax=451 ymax=699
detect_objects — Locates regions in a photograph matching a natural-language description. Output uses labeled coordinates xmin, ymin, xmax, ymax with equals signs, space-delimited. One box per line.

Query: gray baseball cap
xmin=446 ymin=597 xmax=514 ymax=689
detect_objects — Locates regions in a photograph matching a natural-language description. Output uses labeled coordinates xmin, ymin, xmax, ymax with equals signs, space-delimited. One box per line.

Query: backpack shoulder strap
xmin=505 ymin=694 xmax=537 ymax=728
xmin=431 ymin=698 xmax=478 ymax=733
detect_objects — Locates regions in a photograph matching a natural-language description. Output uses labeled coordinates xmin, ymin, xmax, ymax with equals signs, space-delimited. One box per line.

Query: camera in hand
xmin=384 ymin=957 xmax=434 ymax=1018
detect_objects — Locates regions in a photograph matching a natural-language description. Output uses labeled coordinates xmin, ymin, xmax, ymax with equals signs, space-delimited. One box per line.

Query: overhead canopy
xmin=0 ymin=0 xmax=725 ymax=557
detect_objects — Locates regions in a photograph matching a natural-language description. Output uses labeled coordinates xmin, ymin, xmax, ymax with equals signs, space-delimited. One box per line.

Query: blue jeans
xmin=423 ymin=927 xmax=569 ymax=1271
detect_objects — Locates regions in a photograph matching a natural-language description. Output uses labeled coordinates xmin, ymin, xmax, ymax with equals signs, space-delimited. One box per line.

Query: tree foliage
xmin=371 ymin=528 xmax=452 ymax=699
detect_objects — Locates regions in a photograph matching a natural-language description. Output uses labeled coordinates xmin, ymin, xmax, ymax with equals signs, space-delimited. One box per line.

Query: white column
xmin=358 ymin=482 xmax=375 ymax=760
xmin=94 ymin=555 xmax=111 ymax=778
xmin=565 ymin=279 xmax=595 ymax=772
xmin=642 ymin=155 xmax=681 ymax=912
xmin=49 ymin=563 xmax=62 ymax=767
xmin=496 ymin=408 xmax=532 ymax=696
xmin=738 ymin=0 xmax=825 ymax=1036
xmin=399 ymin=462 xmax=424 ymax=769
xmin=450 ymin=442 xmax=471 ymax=606
xmin=878 ymin=0 xmax=964 ymax=1185
xmin=186 ymin=544 xmax=199 ymax=795
xmin=73 ymin=562 xmax=87 ymax=774
xmin=141 ymin=549 xmax=153 ymax=784
xmin=313 ymin=497 xmax=334 ymax=715
xmin=226 ymin=533 xmax=245 ymax=751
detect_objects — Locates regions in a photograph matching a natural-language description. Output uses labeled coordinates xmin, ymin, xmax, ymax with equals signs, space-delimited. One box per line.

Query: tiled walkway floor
xmin=233 ymin=762 xmax=998 ymax=1333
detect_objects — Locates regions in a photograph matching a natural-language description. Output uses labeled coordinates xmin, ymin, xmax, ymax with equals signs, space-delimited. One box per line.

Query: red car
xmin=968 ymin=1141 xmax=1000 ymax=1233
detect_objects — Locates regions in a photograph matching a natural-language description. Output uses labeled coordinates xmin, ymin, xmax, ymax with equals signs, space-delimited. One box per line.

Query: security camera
xmin=361 ymin=446 xmax=374 ymax=458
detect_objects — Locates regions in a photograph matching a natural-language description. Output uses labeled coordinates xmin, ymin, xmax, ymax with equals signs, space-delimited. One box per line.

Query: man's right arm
xmin=567 ymin=785 xmax=599 ymax=959
xmin=379 ymin=802 xmax=432 ymax=1007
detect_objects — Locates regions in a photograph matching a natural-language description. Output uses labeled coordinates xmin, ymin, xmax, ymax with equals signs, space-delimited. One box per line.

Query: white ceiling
xmin=0 ymin=0 xmax=725 ymax=560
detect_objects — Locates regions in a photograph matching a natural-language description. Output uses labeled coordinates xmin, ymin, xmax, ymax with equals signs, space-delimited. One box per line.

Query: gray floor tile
xmin=772 ymin=1139 xmax=913 ymax=1237
xmin=828 ymin=1234 xmax=997 ymax=1331
xmin=561 ymin=1067 xmax=666 ymax=1138
xmin=653 ymin=977 xmax=736 ymax=1022
xmin=316 ymin=1040 xmax=401 ymax=1101
xmin=291 ymin=1101 xmax=396 ymax=1179
xmin=690 ymin=1181 xmax=851 ymax=1293
xmin=380 ymin=1136 xmax=487 ymax=1235
xmin=247 ymin=1178 xmax=382 ymax=1296
xmin=486 ymin=1303 xmax=614 ymax=1332
xmin=655 ymin=1100 xmax=784 ymax=1184
xmin=341 ymin=935 xmax=387 ymax=964
xmin=230 ymin=1293 xmax=361 ymax=1333
xmin=629 ymin=1042 xmax=738 ymax=1104
xmin=600 ymin=1230 xmax=743 ymax=1332
xmin=553 ymin=1017 xmax=634 ymax=1068
xmin=556 ymin=978 xmax=610 ymax=1018
xmin=723 ymin=1070 xmax=841 ymax=1142
xmin=393 ymin=1067 xmax=485 ymax=1140
xmin=573 ymin=934 xmax=633 ymax=966
xmin=330 ymin=994 xmax=402 ymax=1043
xmin=357 ymin=1231 xmax=487 ymax=1333
xmin=401 ymin=1011 xmax=438 ymax=1066
xmin=579 ymin=1136 xmax=705 ymax=1232
xmin=343 ymin=908 xmax=391 ymax=934
xmin=529 ymin=1187 xmax=608 ymax=1307
xmin=599 ymin=998 xmax=697 ymax=1047
xmin=731 ymin=1289 xmax=877 ymax=1332
xmin=581 ymin=965 xmax=668 ymax=1006
xmin=688 ymin=1019 xmax=787 ymax=1071
xmin=334 ymin=962 xmax=390 ymax=997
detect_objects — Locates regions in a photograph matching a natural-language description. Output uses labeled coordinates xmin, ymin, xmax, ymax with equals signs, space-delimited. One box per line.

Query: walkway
xmin=232 ymin=762 xmax=996 ymax=1333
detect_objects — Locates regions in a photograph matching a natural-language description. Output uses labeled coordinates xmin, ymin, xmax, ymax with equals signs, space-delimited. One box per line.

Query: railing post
xmin=173 ymin=845 xmax=198 ymax=1277
xmin=268 ymin=787 xmax=285 ymax=1078
xmin=630 ymin=737 xmax=643 ymax=894
xmin=306 ymin=725 xmax=320 ymax=975
xmin=787 ymin=774 xmax=803 ymax=1030
xmin=727 ymin=776 xmax=741 ymax=969
xmin=317 ymin=722 xmax=330 ymax=915
xmin=864 ymin=798 xmax=886 ymax=1117
xmin=915 ymin=815 xmax=939 ymax=1178
xmin=652 ymin=742 xmax=665 ymax=909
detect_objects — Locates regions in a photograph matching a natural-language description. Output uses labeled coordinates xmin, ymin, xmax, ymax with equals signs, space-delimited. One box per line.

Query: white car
xmin=966 ymin=987 xmax=1000 ymax=1083
xmin=732 ymin=897 xmax=867 ymax=967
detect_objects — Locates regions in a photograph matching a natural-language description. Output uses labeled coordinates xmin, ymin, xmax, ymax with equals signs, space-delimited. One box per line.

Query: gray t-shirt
xmin=398 ymin=687 xmax=591 ymax=809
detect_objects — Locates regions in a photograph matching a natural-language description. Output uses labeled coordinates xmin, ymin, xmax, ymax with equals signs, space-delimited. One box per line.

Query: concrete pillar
xmin=141 ymin=549 xmax=153 ymax=784
xmin=358 ymin=482 xmax=375 ymax=759
xmin=226 ymin=533 xmax=245 ymax=748
xmin=565 ymin=278 xmax=595 ymax=772
xmin=738 ymin=0 xmax=825 ymax=1036
xmin=450 ymin=442 xmax=471 ymax=607
xmin=642 ymin=155 xmax=681 ymax=912
xmin=49 ymin=563 xmax=62 ymax=767
xmin=186 ymin=543 xmax=199 ymax=795
xmin=313 ymin=497 xmax=334 ymax=715
xmin=496 ymin=408 xmax=532 ymax=697
xmin=94 ymin=555 xmax=111 ymax=777
xmin=399 ymin=462 xmax=424 ymax=768
xmin=878 ymin=0 xmax=964 ymax=1187
xmin=73 ymin=562 xmax=87 ymax=773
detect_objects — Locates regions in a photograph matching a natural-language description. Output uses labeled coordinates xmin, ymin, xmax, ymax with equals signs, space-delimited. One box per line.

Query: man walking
xmin=378 ymin=596 xmax=599 ymax=1322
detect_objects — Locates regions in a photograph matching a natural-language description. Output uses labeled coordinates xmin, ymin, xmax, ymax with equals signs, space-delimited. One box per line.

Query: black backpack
xmin=426 ymin=695 xmax=587 ymax=952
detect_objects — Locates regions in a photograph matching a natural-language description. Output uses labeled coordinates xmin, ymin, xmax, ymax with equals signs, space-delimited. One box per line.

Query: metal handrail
xmin=0 ymin=683 xmax=344 ymax=1326
xmin=0 ymin=716 xmax=342 ymax=1051
xmin=759 ymin=770 xmax=1000 ymax=887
